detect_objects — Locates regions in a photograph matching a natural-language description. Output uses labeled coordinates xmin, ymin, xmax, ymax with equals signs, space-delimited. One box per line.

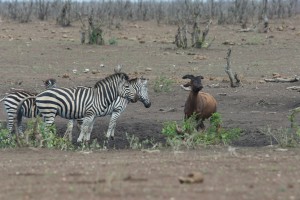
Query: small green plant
xmin=261 ymin=108 xmax=300 ymax=147
xmin=125 ymin=133 xmax=158 ymax=150
xmin=162 ymin=112 xmax=241 ymax=149
xmin=89 ymin=28 xmax=105 ymax=45
xmin=0 ymin=128 xmax=17 ymax=148
xmin=108 ymin=37 xmax=118 ymax=45
xmin=10 ymin=118 xmax=74 ymax=150
xmin=153 ymin=75 xmax=173 ymax=93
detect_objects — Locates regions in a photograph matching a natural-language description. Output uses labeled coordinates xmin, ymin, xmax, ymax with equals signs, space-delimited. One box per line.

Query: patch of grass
xmin=0 ymin=118 xmax=74 ymax=150
xmin=260 ymin=108 xmax=300 ymax=147
xmin=162 ymin=113 xmax=241 ymax=150
xmin=153 ymin=75 xmax=173 ymax=93
xmin=108 ymin=37 xmax=118 ymax=45
xmin=244 ymin=36 xmax=264 ymax=45
xmin=125 ymin=133 xmax=160 ymax=150
xmin=0 ymin=128 xmax=17 ymax=148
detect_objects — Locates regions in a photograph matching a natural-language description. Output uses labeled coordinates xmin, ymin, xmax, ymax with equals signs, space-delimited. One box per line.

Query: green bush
xmin=162 ymin=112 xmax=241 ymax=149
xmin=0 ymin=128 xmax=17 ymax=148
xmin=108 ymin=37 xmax=118 ymax=45
xmin=0 ymin=118 xmax=74 ymax=150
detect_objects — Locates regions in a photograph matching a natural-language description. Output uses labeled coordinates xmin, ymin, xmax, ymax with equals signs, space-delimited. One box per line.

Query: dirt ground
xmin=0 ymin=16 xmax=300 ymax=199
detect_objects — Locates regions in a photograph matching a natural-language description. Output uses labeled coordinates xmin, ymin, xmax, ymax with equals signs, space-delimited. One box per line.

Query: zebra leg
xmin=16 ymin=109 xmax=24 ymax=135
xmin=64 ymin=120 xmax=74 ymax=141
xmin=77 ymin=117 xmax=94 ymax=143
xmin=6 ymin=109 xmax=16 ymax=134
xmin=106 ymin=111 xmax=121 ymax=140
xmin=84 ymin=118 xmax=95 ymax=142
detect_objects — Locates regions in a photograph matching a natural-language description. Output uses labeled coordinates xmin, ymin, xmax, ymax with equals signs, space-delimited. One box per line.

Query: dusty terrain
xmin=0 ymin=17 xmax=300 ymax=199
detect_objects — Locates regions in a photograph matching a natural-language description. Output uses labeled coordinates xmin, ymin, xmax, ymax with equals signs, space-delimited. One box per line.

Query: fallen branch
xmin=224 ymin=48 xmax=240 ymax=88
xmin=237 ymin=28 xmax=254 ymax=32
xmin=287 ymin=86 xmax=300 ymax=91
xmin=265 ymin=77 xmax=299 ymax=83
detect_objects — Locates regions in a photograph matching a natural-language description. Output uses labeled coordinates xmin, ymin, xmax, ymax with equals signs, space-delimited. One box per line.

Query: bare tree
xmin=56 ymin=0 xmax=71 ymax=27
xmin=37 ymin=0 xmax=49 ymax=21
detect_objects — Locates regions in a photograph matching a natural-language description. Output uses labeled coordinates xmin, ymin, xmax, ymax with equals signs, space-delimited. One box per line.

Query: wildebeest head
xmin=182 ymin=74 xmax=204 ymax=93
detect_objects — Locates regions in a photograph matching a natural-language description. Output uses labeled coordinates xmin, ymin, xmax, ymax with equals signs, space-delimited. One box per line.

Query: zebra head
xmin=130 ymin=78 xmax=151 ymax=108
xmin=43 ymin=78 xmax=57 ymax=89
xmin=117 ymin=73 xmax=138 ymax=102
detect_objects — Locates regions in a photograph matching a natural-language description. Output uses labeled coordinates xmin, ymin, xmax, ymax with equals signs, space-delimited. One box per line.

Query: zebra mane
xmin=94 ymin=73 xmax=129 ymax=88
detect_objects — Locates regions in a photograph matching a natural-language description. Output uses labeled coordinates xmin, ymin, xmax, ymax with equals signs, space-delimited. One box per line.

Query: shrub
xmin=261 ymin=108 xmax=300 ymax=147
xmin=108 ymin=37 xmax=118 ymax=45
xmin=162 ymin=112 xmax=241 ymax=149
xmin=0 ymin=128 xmax=17 ymax=148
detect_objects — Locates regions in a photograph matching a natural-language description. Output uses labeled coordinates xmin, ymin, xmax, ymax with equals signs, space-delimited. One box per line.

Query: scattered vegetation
xmin=261 ymin=108 xmax=300 ymax=147
xmin=0 ymin=118 xmax=74 ymax=150
xmin=162 ymin=113 xmax=241 ymax=150
xmin=125 ymin=133 xmax=160 ymax=150
xmin=153 ymin=75 xmax=173 ymax=93
xmin=0 ymin=128 xmax=17 ymax=148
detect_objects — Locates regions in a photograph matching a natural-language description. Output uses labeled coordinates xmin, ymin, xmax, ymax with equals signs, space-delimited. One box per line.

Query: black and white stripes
xmin=64 ymin=77 xmax=151 ymax=141
xmin=35 ymin=73 xmax=137 ymax=142
xmin=0 ymin=79 xmax=56 ymax=133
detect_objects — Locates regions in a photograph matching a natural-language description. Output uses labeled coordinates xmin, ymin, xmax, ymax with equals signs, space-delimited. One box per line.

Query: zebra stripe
xmin=0 ymin=79 xmax=56 ymax=133
xmin=35 ymin=73 xmax=137 ymax=142
xmin=64 ymin=77 xmax=151 ymax=141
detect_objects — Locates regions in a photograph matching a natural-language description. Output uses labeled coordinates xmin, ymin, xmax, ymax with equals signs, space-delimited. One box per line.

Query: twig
xmin=224 ymin=48 xmax=240 ymax=88
xmin=265 ymin=77 xmax=299 ymax=83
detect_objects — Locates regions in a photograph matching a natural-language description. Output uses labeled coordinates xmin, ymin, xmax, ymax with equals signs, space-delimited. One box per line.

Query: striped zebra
xmin=35 ymin=73 xmax=137 ymax=142
xmin=64 ymin=77 xmax=151 ymax=141
xmin=0 ymin=79 xmax=56 ymax=134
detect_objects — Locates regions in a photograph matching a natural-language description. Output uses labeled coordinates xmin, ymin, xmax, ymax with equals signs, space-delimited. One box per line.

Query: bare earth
xmin=0 ymin=17 xmax=300 ymax=199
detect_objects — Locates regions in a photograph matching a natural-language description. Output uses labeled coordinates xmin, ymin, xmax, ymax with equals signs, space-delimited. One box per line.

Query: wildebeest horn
xmin=182 ymin=75 xmax=195 ymax=80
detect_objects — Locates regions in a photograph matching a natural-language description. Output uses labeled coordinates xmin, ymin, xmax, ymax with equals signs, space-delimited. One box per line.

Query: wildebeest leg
xmin=196 ymin=119 xmax=205 ymax=131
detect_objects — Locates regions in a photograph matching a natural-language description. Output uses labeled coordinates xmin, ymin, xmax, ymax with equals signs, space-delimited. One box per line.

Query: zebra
xmin=63 ymin=77 xmax=151 ymax=142
xmin=0 ymin=79 xmax=57 ymax=134
xmin=35 ymin=73 xmax=138 ymax=142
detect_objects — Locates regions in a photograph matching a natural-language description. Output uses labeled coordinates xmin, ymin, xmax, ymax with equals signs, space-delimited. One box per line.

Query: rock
xmin=179 ymin=172 xmax=204 ymax=184
xmin=62 ymin=74 xmax=70 ymax=78
xmin=62 ymin=34 xmax=68 ymax=38
xmin=193 ymin=55 xmax=207 ymax=60
xmin=145 ymin=68 xmax=152 ymax=71
xmin=222 ymin=40 xmax=235 ymax=45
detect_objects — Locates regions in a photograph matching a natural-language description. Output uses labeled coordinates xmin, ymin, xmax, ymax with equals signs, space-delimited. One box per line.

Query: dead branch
xmin=175 ymin=24 xmax=188 ymax=49
xmin=264 ymin=77 xmax=299 ymax=83
xmin=286 ymin=86 xmax=300 ymax=92
xmin=77 ymin=12 xmax=87 ymax=44
xmin=237 ymin=28 xmax=254 ymax=32
xmin=224 ymin=48 xmax=240 ymax=88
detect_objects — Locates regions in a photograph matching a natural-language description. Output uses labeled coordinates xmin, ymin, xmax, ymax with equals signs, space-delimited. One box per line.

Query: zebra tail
xmin=13 ymin=96 xmax=37 ymax=132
